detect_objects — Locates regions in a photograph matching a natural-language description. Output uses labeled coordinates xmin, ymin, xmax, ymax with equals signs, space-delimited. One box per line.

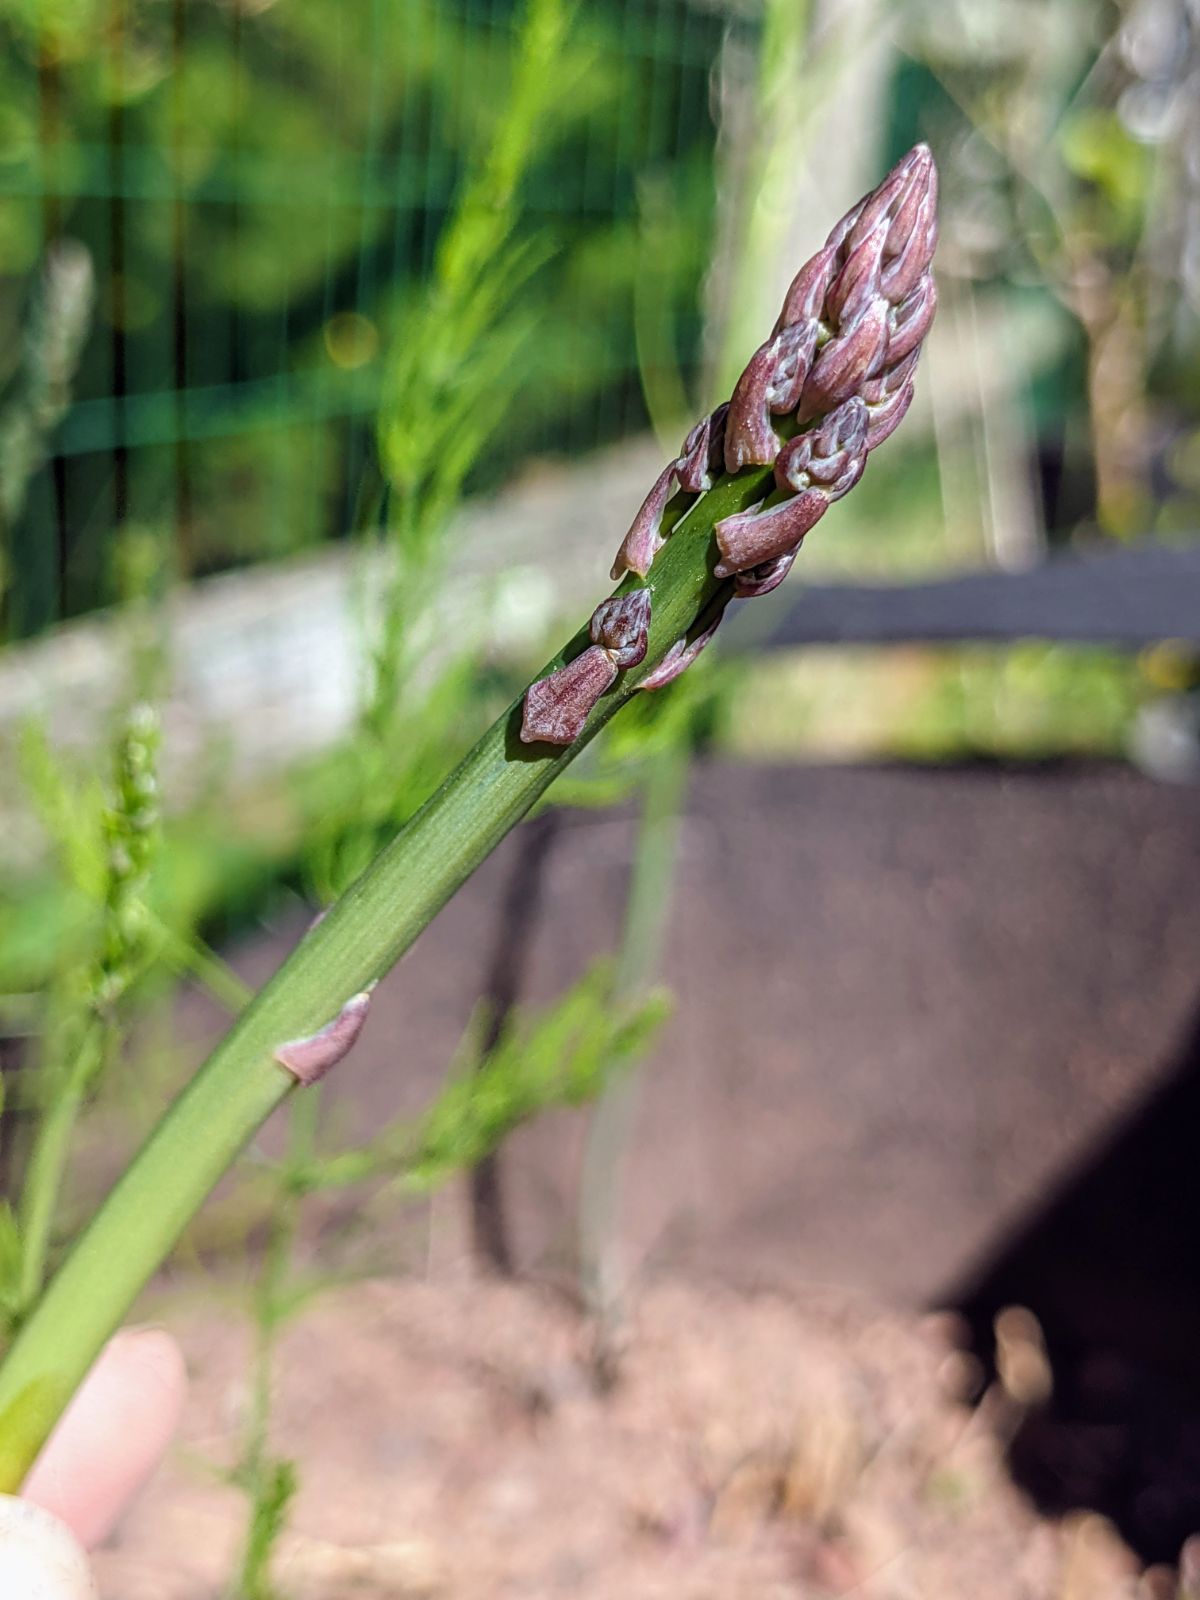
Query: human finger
xmin=21 ymin=1327 xmax=187 ymax=1551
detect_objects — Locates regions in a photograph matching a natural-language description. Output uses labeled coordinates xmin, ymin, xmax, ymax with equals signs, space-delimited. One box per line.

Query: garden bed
xmin=96 ymin=1274 xmax=1138 ymax=1600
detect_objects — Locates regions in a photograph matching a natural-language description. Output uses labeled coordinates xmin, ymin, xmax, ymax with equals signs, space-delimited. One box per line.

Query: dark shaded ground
xmin=955 ymin=996 xmax=1200 ymax=1562
xmin=168 ymin=757 xmax=1200 ymax=1565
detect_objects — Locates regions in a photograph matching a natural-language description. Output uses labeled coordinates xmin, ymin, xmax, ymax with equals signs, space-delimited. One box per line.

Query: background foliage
xmin=0 ymin=0 xmax=724 ymax=635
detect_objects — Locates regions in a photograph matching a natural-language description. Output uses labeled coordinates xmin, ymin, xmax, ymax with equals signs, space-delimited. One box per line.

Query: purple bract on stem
xmin=714 ymin=396 xmax=869 ymax=577
xmin=275 ymin=988 xmax=374 ymax=1085
xmin=732 ymin=547 xmax=797 ymax=598
xmin=639 ymin=602 xmax=727 ymax=690
xmin=589 ymin=589 xmax=653 ymax=666
xmin=610 ymin=406 xmax=728 ymax=579
xmin=520 ymin=589 xmax=652 ymax=746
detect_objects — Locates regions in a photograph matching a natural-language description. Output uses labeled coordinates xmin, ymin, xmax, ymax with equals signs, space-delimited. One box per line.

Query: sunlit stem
xmin=0 ymin=461 xmax=769 ymax=1491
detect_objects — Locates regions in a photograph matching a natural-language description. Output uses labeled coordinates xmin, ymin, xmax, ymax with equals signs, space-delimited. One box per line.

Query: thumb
xmin=0 ymin=1495 xmax=95 ymax=1599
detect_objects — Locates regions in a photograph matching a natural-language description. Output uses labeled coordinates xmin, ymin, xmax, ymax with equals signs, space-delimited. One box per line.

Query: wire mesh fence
xmin=0 ymin=0 xmax=732 ymax=639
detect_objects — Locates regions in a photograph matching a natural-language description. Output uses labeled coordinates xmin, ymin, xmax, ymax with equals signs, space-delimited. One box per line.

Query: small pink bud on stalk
xmin=521 ymin=145 xmax=937 ymax=740
xmin=275 ymin=987 xmax=375 ymax=1085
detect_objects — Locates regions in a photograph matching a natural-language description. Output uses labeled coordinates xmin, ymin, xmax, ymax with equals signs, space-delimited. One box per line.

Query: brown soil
xmin=94 ymin=1273 xmax=1140 ymax=1600
xmin=82 ymin=760 xmax=1200 ymax=1593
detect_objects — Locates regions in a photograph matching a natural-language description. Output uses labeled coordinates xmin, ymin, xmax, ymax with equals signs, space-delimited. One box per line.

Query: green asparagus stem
xmin=0 ymin=460 xmax=770 ymax=1491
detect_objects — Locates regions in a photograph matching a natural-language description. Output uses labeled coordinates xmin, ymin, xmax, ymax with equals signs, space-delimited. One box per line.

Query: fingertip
xmin=22 ymin=1327 xmax=187 ymax=1551
xmin=0 ymin=1494 xmax=95 ymax=1598
xmin=113 ymin=1326 xmax=188 ymax=1403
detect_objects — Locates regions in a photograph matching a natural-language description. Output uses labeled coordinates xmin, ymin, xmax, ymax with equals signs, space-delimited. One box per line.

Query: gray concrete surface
xmin=0 ymin=438 xmax=661 ymax=867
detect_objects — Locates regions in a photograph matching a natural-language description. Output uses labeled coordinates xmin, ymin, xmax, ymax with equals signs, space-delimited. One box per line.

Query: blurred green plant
xmin=577 ymin=670 xmax=704 ymax=1358
xmin=219 ymin=1 xmax=579 ymax=1572
xmin=0 ymin=0 xmax=724 ymax=634
xmin=12 ymin=703 xmax=162 ymax=1315
xmin=290 ymin=963 xmax=670 ymax=1200
xmin=220 ymin=958 xmax=666 ymax=1600
xmin=2 ymin=526 xmax=182 ymax=1325
xmin=302 ymin=0 xmax=575 ymax=892
xmin=0 ymin=240 xmax=93 ymax=623
xmin=723 ymin=642 xmax=1147 ymax=765
xmin=0 ymin=399 xmax=776 ymax=1493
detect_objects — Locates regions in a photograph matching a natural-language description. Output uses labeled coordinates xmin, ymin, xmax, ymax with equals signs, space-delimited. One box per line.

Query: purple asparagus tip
xmin=572 ymin=148 xmax=937 ymax=715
